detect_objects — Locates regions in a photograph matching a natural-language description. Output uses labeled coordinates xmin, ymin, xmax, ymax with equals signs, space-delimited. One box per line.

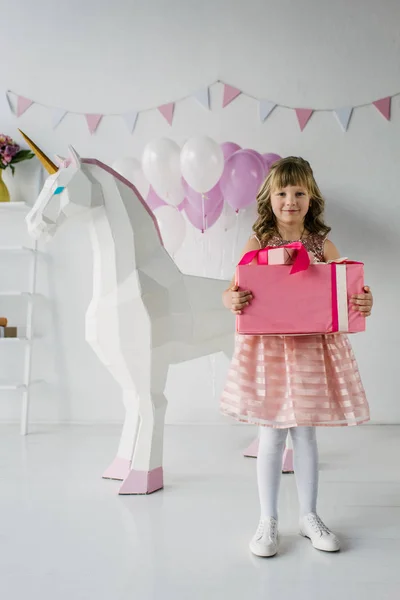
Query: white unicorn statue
xmin=22 ymin=132 xmax=235 ymax=494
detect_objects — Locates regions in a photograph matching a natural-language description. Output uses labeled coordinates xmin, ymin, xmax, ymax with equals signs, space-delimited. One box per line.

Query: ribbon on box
xmin=239 ymin=242 xmax=311 ymax=274
xmin=330 ymin=259 xmax=362 ymax=333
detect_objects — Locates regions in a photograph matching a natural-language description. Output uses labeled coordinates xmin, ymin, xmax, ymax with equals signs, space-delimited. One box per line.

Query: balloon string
xmin=201 ymin=193 xmax=206 ymax=234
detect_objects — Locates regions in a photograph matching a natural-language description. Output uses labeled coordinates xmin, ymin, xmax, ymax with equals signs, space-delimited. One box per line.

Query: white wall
xmin=1 ymin=0 xmax=399 ymax=425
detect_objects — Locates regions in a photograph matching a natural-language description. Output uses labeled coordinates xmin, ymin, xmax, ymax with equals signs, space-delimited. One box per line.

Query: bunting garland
xmin=193 ymin=87 xmax=210 ymax=110
xmin=334 ymin=107 xmax=353 ymax=132
xmin=295 ymin=108 xmax=314 ymax=131
xmin=158 ymin=102 xmax=175 ymax=125
xmin=122 ymin=111 xmax=139 ymax=134
xmin=85 ymin=114 xmax=103 ymax=135
xmin=5 ymin=82 xmax=399 ymax=135
xmin=373 ymin=97 xmax=391 ymax=120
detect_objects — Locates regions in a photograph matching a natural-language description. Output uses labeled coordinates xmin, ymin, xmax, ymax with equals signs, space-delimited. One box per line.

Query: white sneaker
xmin=299 ymin=513 xmax=340 ymax=552
xmin=249 ymin=517 xmax=279 ymax=557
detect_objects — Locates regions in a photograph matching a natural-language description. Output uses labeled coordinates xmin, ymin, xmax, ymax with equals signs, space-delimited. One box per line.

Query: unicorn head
xmin=21 ymin=131 xmax=101 ymax=241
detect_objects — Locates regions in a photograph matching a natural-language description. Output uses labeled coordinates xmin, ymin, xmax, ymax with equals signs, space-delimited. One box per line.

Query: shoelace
xmin=308 ymin=514 xmax=331 ymax=535
xmin=256 ymin=518 xmax=278 ymax=541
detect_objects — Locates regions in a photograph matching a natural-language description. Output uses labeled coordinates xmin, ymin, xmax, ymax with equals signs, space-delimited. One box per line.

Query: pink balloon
xmin=184 ymin=181 xmax=223 ymax=214
xmin=184 ymin=196 xmax=224 ymax=232
xmin=243 ymin=149 xmax=265 ymax=170
xmin=220 ymin=150 xmax=265 ymax=211
xmin=262 ymin=153 xmax=282 ymax=173
xmin=146 ymin=186 xmax=167 ymax=211
xmin=221 ymin=142 xmax=241 ymax=161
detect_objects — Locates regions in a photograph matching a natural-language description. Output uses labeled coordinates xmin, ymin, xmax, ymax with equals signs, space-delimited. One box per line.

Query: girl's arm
xmin=222 ymin=236 xmax=260 ymax=313
xmin=324 ymin=239 xmax=373 ymax=317
xmin=323 ymin=239 xmax=341 ymax=262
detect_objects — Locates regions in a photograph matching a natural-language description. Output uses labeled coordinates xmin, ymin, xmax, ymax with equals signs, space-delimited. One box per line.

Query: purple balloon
xmin=221 ymin=142 xmax=241 ymax=161
xmin=220 ymin=150 xmax=265 ymax=211
xmin=184 ymin=196 xmax=224 ymax=232
xmin=243 ymin=149 xmax=265 ymax=170
xmin=184 ymin=181 xmax=223 ymax=214
xmin=262 ymin=153 xmax=282 ymax=173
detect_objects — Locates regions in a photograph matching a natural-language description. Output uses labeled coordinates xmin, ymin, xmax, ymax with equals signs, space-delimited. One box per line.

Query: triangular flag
xmin=17 ymin=96 xmax=34 ymax=117
xmin=222 ymin=84 xmax=241 ymax=108
xmin=85 ymin=114 xmax=103 ymax=135
xmin=295 ymin=108 xmax=313 ymax=131
xmin=193 ymin=88 xmax=210 ymax=110
xmin=334 ymin=107 xmax=353 ymax=132
xmin=52 ymin=108 xmax=67 ymax=129
xmin=123 ymin=111 xmax=139 ymax=133
xmin=5 ymin=91 xmax=15 ymax=114
xmin=259 ymin=100 xmax=277 ymax=122
xmin=158 ymin=103 xmax=175 ymax=125
xmin=373 ymin=97 xmax=391 ymax=120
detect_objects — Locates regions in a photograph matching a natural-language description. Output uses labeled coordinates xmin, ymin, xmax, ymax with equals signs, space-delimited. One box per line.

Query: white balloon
xmin=112 ymin=157 xmax=150 ymax=199
xmin=155 ymin=205 xmax=186 ymax=255
xmin=180 ymin=136 xmax=224 ymax=193
xmin=142 ymin=138 xmax=184 ymax=206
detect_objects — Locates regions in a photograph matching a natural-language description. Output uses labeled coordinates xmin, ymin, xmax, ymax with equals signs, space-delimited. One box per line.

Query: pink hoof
xmin=118 ymin=467 xmax=164 ymax=495
xmin=243 ymin=438 xmax=259 ymax=458
xmin=282 ymin=448 xmax=294 ymax=473
xmin=102 ymin=457 xmax=131 ymax=481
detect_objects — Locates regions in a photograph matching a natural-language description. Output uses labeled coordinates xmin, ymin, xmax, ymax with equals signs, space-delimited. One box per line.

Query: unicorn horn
xmin=18 ymin=130 xmax=58 ymax=174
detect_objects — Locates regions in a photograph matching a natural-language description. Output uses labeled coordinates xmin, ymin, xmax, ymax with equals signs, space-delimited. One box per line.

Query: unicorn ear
xmin=54 ymin=155 xmax=71 ymax=169
xmin=68 ymin=146 xmax=81 ymax=168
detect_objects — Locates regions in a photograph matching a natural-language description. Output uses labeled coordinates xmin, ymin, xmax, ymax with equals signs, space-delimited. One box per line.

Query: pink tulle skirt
xmin=221 ymin=334 xmax=370 ymax=428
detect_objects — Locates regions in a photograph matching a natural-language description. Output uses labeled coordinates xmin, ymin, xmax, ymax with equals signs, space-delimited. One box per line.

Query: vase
xmin=0 ymin=170 xmax=10 ymax=203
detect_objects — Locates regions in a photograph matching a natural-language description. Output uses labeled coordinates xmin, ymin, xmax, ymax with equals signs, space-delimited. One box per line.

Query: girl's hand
xmin=351 ymin=286 xmax=373 ymax=317
xmin=230 ymin=284 xmax=253 ymax=315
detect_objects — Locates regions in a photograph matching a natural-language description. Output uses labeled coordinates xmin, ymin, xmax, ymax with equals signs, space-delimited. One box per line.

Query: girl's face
xmin=270 ymin=184 xmax=311 ymax=228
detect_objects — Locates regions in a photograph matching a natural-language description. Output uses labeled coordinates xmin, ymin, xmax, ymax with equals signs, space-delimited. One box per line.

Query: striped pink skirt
xmin=221 ymin=334 xmax=370 ymax=428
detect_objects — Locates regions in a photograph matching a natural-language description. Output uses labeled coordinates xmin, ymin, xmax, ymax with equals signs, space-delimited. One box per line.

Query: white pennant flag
xmin=5 ymin=91 xmax=15 ymax=114
xmin=52 ymin=108 xmax=67 ymax=129
xmin=123 ymin=111 xmax=139 ymax=134
xmin=259 ymin=100 xmax=277 ymax=122
xmin=193 ymin=87 xmax=210 ymax=110
xmin=334 ymin=107 xmax=353 ymax=132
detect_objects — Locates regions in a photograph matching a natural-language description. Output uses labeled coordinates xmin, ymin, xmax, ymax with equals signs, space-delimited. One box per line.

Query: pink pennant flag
xmin=373 ymin=97 xmax=391 ymax=120
xmin=158 ymin=103 xmax=175 ymax=125
xmin=295 ymin=108 xmax=314 ymax=131
xmin=222 ymin=84 xmax=241 ymax=108
xmin=17 ymin=96 xmax=34 ymax=117
xmin=85 ymin=114 xmax=103 ymax=135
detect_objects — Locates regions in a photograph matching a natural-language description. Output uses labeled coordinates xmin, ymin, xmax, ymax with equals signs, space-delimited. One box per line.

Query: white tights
xmin=257 ymin=426 xmax=319 ymax=520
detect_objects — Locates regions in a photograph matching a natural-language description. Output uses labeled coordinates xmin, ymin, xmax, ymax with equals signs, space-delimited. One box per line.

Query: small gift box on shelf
xmin=236 ymin=242 xmax=365 ymax=336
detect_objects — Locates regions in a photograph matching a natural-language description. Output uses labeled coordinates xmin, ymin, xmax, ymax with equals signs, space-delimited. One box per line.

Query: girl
xmin=221 ymin=157 xmax=372 ymax=557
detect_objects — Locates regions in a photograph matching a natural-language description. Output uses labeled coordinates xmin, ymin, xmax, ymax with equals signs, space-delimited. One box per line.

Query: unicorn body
xmin=26 ymin=146 xmax=233 ymax=494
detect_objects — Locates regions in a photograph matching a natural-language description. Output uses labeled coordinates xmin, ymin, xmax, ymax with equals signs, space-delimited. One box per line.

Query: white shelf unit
xmin=0 ymin=203 xmax=39 ymax=435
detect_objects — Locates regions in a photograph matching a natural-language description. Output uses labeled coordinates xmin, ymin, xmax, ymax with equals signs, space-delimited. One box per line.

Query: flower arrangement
xmin=0 ymin=134 xmax=34 ymax=175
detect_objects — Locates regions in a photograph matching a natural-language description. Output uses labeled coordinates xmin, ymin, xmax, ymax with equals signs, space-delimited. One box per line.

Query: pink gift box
xmin=236 ymin=243 xmax=365 ymax=336
xmin=266 ymin=247 xmax=315 ymax=265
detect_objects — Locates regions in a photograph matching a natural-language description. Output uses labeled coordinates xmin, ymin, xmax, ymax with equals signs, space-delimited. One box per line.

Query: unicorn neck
xmin=82 ymin=160 xmax=176 ymax=296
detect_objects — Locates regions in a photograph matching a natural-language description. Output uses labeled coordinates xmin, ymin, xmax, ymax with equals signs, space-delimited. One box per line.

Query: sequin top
xmin=252 ymin=232 xmax=327 ymax=263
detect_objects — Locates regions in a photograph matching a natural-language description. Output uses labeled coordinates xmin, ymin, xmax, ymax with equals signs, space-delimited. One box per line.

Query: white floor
xmin=1 ymin=424 xmax=400 ymax=600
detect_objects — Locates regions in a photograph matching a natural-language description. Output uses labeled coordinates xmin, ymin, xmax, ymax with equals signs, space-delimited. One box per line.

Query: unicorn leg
xmin=103 ymin=389 xmax=140 ymax=480
xmin=119 ymin=391 xmax=167 ymax=494
xmin=119 ymin=361 xmax=168 ymax=495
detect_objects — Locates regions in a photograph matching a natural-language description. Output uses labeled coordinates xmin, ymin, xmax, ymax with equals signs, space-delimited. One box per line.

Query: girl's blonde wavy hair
xmin=253 ymin=156 xmax=331 ymax=246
